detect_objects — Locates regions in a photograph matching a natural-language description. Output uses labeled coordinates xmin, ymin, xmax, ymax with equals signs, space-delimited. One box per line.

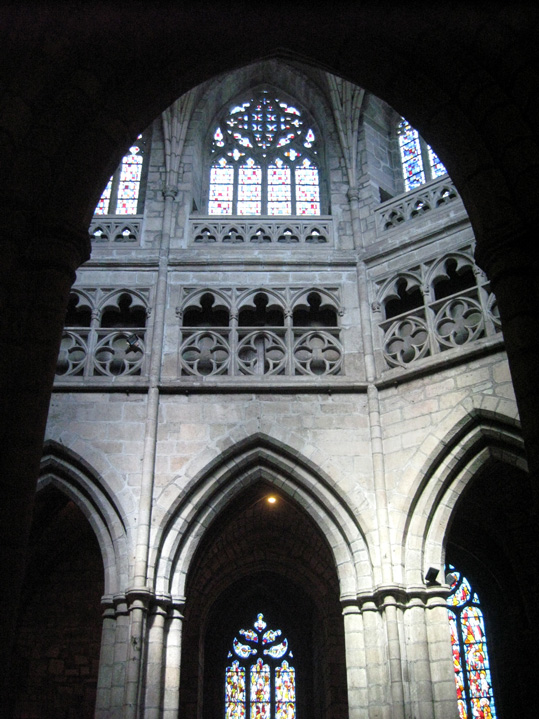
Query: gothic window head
xmin=446 ymin=566 xmax=497 ymax=719
xmin=209 ymin=88 xmax=321 ymax=216
xmin=397 ymin=118 xmax=447 ymax=191
xmin=225 ymin=613 xmax=296 ymax=719
xmin=94 ymin=132 xmax=150 ymax=216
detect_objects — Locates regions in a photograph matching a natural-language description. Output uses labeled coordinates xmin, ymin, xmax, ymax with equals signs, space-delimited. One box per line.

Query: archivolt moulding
xmin=151 ymin=433 xmax=372 ymax=602
xmin=39 ymin=440 xmax=129 ymax=595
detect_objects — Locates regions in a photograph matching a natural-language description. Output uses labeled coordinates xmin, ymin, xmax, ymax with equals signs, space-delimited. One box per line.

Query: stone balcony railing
xmin=375 ymin=176 xmax=460 ymax=234
xmin=89 ymin=216 xmax=144 ymax=244
xmin=56 ymin=328 xmax=147 ymax=377
xmin=376 ymin=288 xmax=501 ymax=370
xmin=179 ymin=327 xmax=343 ymax=377
xmin=188 ymin=216 xmax=334 ymax=245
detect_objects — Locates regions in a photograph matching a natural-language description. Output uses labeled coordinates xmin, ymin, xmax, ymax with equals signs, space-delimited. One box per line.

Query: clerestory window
xmin=225 ymin=613 xmax=296 ymax=719
xmin=397 ymin=118 xmax=447 ymax=191
xmin=208 ymin=89 xmax=321 ymax=216
xmin=94 ymin=132 xmax=149 ymax=215
xmin=446 ymin=565 xmax=497 ymax=719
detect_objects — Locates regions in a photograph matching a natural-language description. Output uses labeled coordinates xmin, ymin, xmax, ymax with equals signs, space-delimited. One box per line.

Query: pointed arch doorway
xmin=178 ymin=481 xmax=349 ymax=719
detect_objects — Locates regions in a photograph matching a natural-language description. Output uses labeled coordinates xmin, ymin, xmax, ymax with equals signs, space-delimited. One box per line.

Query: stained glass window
xmin=225 ymin=614 xmax=296 ymax=719
xmin=397 ymin=119 xmax=447 ymax=192
xmin=209 ymin=89 xmax=321 ymax=216
xmin=94 ymin=134 xmax=147 ymax=215
xmin=446 ymin=565 xmax=497 ymax=719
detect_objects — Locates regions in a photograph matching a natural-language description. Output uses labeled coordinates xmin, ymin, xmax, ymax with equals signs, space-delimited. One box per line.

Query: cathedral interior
xmin=1 ymin=4 xmax=538 ymax=718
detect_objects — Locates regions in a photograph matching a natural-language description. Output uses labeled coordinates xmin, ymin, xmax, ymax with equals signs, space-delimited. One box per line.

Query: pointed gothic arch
xmin=153 ymin=433 xmax=372 ymax=601
xmin=39 ymin=440 xmax=129 ymax=595
xmin=174 ymin=463 xmax=352 ymax=719
xmin=399 ymin=404 xmax=527 ymax=586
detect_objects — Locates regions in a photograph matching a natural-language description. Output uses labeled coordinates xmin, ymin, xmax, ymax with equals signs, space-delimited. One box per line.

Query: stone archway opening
xmin=10 ymin=485 xmax=104 ymax=719
xmin=179 ymin=480 xmax=348 ymax=719
xmin=445 ymin=458 xmax=536 ymax=719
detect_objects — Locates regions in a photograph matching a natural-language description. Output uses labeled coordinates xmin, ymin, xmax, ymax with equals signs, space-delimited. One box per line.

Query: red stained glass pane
xmin=211 ymin=166 xmax=234 ymax=185
xmin=210 ymin=90 xmax=321 ymax=214
xmin=446 ymin=566 xmax=497 ymax=719
xmin=116 ymin=199 xmax=138 ymax=214
xmin=296 ymin=185 xmax=319 ymax=202
xmin=209 ymin=201 xmax=232 ymax=214
xmin=250 ymin=659 xmax=270 ymax=719
xmin=226 ymin=660 xmax=246 ymax=719
xmin=296 ymin=202 xmax=320 ymax=216
xmin=239 ymin=165 xmax=262 ymax=185
xmin=268 ymin=167 xmax=290 ymax=185
xmin=210 ymin=185 xmax=233 ymax=201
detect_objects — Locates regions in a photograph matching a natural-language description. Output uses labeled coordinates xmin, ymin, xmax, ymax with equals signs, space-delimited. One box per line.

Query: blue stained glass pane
xmin=429 ymin=146 xmax=447 ymax=178
xmin=95 ymin=178 xmax=113 ymax=215
xmin=398 ymin=119 xmax=425 ymax=191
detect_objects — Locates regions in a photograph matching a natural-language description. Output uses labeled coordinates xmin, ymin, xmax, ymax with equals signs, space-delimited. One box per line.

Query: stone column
xmin=403 ymin=596 xmax=435 ymax=719
xmin=163 ymin=600 xmax=185 ymax=719
xmin=144 ymin=596 xmax=170 ymax=718
xmin=360 ymin=599 xmax=389 ymax=717
xmin=0 ymin=220 xmax=90 ymax=709
xmin=381 ymin=594 xmax=405 ymax=719
xmin=424 ymin=592 xmax=457 ymax=718
xmin=342 ymin=604 xmax=368 ymax=719
xmin=124 ymin=588 xmax=152 ymax=717
xmin=95 ymin=597 xmax=118 ymax=717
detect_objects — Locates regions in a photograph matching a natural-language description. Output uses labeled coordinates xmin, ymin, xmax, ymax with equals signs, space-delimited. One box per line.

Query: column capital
xmin=162 ymin=185 xmax=179 ymax=200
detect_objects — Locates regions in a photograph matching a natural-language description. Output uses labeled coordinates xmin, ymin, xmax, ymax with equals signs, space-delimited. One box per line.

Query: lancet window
xmin=397 ymin=118 xmax=447 ymax=191
xmin=226 ymin=613 xmax=295 ymax=719
xmin=179 ymin=287 xmax=343 ymax=377
xmin=209 ymin=89 xmax=321 ymax=216
xmin=56 ymin=290 xmax=149 ymax=378
xmin=446 ymin=566 xmax=497 ymax=719
xmin=94 ymin=132 xmax=149 ymax=215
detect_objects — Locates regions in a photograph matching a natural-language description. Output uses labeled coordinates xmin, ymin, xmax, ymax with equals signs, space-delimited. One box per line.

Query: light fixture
xmin=267 ymin=496 xmax=277 ymax=504
xmin=126 ymin=334 xmax=140 ymax=350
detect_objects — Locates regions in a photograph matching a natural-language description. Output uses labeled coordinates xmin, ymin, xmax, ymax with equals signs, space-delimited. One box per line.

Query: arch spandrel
xmin=152 ymin=434 xmax=372 ymax=601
